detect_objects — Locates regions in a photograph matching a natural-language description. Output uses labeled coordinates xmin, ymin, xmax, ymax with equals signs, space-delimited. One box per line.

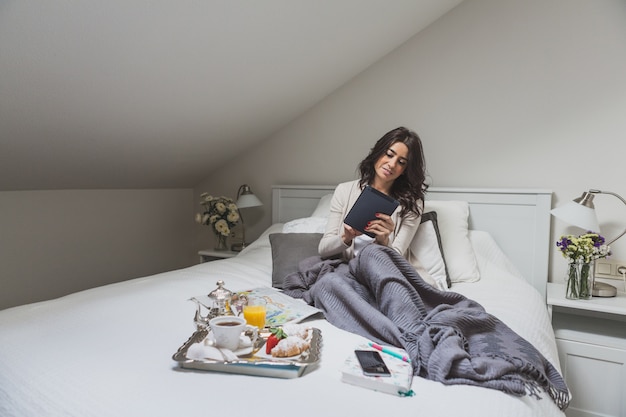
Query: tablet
xmin=344 ymin=186 xmax=399 ymax=237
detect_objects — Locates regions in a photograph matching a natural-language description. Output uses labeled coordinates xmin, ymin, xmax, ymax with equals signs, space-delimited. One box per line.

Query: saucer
xmin=231 ymin=345 xmax=253 ymax=356
xmin=206 ymin=332 xmax=254 ymax=357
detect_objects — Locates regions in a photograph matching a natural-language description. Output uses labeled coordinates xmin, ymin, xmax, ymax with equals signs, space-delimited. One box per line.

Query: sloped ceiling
xmin=0 ymin=0 xmax=463 ymax=190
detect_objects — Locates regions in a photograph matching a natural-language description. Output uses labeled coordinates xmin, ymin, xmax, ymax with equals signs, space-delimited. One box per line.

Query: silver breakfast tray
xmin=172 ymin=327 xmax=322 ymax=379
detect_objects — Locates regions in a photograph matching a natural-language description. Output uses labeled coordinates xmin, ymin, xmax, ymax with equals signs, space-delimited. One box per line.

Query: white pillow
xmin=422 ymin=200 xmax=480 ymax=283
xmin=282 ymin=217 xmax=327 ymax=234
xmin=310 ymin=194 xmax=333 ymax=218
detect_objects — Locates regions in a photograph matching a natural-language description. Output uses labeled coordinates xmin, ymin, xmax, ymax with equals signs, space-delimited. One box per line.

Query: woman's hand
xmin=365 ymin=213 xmax=394 ymax=246
xmin=342 ymin=224 xmax=361 ymax=246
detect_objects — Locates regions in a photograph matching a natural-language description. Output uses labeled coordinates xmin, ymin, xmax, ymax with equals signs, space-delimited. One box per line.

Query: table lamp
xmin=232 ymin=184 xmax=263 ymax=252
xmin=551 ymin=189 xmax=626 ymax=297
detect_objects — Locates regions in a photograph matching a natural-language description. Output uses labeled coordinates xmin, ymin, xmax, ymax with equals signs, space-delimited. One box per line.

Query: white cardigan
xmin=318 ymin=180 xmax=435 ymax=286
xmin=318 ymin=180 xmax=435 ymax=285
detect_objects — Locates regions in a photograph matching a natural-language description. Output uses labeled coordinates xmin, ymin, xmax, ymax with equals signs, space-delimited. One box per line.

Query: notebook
xmin=344 ymin=186 xmax=399 ymax=237
xmin=340 ymin=343 xmax=414 ymax=397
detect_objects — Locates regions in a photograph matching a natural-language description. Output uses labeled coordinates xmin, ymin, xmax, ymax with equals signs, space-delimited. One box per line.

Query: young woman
xmin=283 ymin=128 xmax=568 ymax=405
xmin=318 ymin=126 xmax=430 ymax=279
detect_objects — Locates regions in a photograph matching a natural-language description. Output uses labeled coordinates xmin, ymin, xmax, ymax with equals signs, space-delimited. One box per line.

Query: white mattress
xmin=0 ymin=225 xmax=565 ymax=417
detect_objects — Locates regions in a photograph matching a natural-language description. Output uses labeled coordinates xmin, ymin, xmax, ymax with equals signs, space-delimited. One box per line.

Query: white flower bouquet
xmin=195 ymin=193 xmax=240 ymax=238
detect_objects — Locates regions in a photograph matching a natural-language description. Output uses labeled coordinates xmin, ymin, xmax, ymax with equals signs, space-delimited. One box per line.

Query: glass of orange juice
xmin=243 ymin=297 xmax=267 ymax=330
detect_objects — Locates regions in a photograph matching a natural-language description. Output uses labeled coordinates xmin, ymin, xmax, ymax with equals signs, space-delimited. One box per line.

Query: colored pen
xmin=368 ymin=342 xmax=411 ymax=363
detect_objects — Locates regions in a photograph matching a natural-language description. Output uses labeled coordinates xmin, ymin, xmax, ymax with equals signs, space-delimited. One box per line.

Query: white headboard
xmin=271 ymin=185 xmax=552 ymax=300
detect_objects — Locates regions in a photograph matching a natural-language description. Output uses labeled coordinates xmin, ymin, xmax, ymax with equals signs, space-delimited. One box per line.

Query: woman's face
xmin=374 ymin=141 xmax=409 ymax=186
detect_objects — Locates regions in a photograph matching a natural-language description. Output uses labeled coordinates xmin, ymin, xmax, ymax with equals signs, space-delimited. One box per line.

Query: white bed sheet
xmin=0 ymin=225 xmax=565 ymax=417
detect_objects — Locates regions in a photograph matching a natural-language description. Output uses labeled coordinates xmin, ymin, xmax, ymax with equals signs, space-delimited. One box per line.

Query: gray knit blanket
xmin=282 ymin=244 xmax=569 ymax=410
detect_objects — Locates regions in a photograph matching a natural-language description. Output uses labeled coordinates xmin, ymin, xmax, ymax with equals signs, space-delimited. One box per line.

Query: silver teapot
xmin=190 ymin=280 xmax=235 ymax=330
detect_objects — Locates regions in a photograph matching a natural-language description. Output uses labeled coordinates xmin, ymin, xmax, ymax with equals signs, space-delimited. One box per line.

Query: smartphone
xmin=354 ymin=350 xmax=391 ymax=377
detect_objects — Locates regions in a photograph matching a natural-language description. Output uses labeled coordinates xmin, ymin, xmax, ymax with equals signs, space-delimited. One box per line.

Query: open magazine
xmin=235 ymin=287 xmax=322 ymax=326
xmin=191 ymin=287 xmax=321 ymax=327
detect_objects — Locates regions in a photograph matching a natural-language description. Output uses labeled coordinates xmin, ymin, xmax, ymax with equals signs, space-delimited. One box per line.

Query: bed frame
xmin=272 ymin=185 xmax=552 ymax=300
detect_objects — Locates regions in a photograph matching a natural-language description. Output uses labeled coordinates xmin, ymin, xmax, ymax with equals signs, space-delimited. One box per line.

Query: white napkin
xmin=186 ymin=334 xmax=253 ymax=361
xmin=187 ymin=343 xmax=238 ymax=361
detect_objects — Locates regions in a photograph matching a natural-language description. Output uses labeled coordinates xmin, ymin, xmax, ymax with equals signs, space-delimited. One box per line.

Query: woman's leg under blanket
xmin=310 ymin=269 xmax=405 ymax=347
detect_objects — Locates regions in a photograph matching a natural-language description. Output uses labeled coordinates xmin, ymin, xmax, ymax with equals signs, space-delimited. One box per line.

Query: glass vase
xmin=565 ymin=260 xmax=593 ymax=300
xmin=214 ymin=234 xmax=228 ymax=251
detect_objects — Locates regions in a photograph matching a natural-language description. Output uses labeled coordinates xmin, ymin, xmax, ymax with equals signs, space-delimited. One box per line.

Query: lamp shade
xmin=550 ymin=201 xmax=599 ymax=232
xmin=235 ymin=184 xmax=263 ymax=209
xmin=236 ymin=193 xmax=263 ymax=209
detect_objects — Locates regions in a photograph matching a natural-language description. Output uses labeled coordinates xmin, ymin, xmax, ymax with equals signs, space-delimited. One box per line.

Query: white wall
xmin=198 ymin=0 xmax=626 ymax=283
xmin=0 ymin=189 xmax=196 ymax=310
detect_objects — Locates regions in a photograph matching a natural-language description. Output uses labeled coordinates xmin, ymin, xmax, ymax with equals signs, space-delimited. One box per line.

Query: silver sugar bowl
xmin=208 ymin=280 xmax=233 ymax=316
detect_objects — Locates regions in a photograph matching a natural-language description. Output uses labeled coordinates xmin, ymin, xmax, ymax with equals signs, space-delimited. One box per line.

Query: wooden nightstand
xmin=198 ymin=249 xmax=238 ymax=263
xmin=546 ymin=282 xmax=626 ymax=417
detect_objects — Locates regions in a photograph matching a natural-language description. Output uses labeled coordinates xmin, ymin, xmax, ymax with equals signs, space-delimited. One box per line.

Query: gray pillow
xmin=269 ymin=233 xmax=323 ymax=289
xmin=413 ymin=211 xmax=451 ymax=288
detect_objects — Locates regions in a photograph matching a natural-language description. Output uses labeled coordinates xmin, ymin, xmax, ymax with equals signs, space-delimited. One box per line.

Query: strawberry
xmin=265 ymin=327 xmax=286 ymax=354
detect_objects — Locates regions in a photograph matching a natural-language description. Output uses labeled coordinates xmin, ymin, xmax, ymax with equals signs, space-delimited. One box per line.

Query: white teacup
xmin=209 ymin=316 xmax=258 ymax=351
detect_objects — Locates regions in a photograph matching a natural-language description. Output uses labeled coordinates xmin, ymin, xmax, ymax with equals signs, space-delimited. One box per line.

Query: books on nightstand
xmin=340 ymin=342 xmax=414 ymax=397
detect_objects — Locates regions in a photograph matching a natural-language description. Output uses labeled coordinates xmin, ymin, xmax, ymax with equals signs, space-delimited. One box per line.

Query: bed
xmin=0 ymin=185 xmax=566 ymax=417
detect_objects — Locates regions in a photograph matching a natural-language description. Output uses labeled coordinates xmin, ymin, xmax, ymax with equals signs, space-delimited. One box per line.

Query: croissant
xmin=271 ymin=336 xmax=310 ymax=357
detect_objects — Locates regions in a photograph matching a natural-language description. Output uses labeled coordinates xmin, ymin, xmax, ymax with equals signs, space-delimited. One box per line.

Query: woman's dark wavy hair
xmin=358 ymin=127 xmax=428 ymax=217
